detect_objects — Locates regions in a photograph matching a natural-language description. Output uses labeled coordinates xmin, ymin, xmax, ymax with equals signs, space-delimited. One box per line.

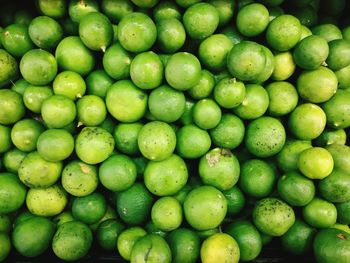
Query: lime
xmin=157 ymin=18 xmax=186 ymax=54
xmin=89 ymin=204 xmax=118 ymax=231
xmin=12 ymin=216 xmax=55 ymax=257
xmin=75 ymin=127 xmax=115 ymax=165
xmin=144 ymin=154 xmax=188 ymax=196
xmin=37 ymin=129 xmax=74 ymax=162
xmin=200 ymin=233 xmax=240 ymax=263
xmin=233 ymin=84 xmax=269 ymax=120
xmin=293 ymin=35 xmax=329 ymax=70
xmin=172 ymin=184 xmax=192 ymax=205
xmin=196 ymin=228 xmax=220 ymax=241
xmin=221 ymin=27 xmax=245 ymax=45
xmin=13 ymin=211 xmax=35 ymax=228
xmin=99 ymin=154 xmax=137 ymax=192
xmin=113 ymin=122 xmax=143 ymax=155
xmin=288 ymin=103 xmax=326 ymax=140
xmin=332 ymin=223 xmax=350 ymax=234
xmin=52 ymin=221 xmax=93 ymax=261
xmin=117 ymin=227 xmax=147 ymax=260
xmin=1 ymin=24 xmax=33 ymax=57
xmin=193 ymin=99 xmax=222 ymax=130
xmin=37 ymin=0 xmax=66 ymax=19
xmin=176 ymin=124 xmax=211 ymax=159
xmin=326 ymin=144 xmax=350 ymax=174
xmin=148 ymin=85 xmax=185 ymax=123
xmin=223 ymin=186 xmax=245 ymax=216
xmin=106 ymin=80 xmax=148 ymax=122
xmin=28 ymin=16 xmax=63 ymax=50
xmin=26 ymin=184 xmax=68 ymax=216
xmin=0 ymin=125 xmax=11 ymax=153
xmin=102 ymin=0 xmax=133 ymax=23
xmin=118 ymin=12 xmax=156 ymax=52
xmin=335 ymin=64 xmax=350 ymax=89
xmin=0 ymin=173 xmax=26 ymax=214
xmin=322 ymin=90 xmax=350 ymax=129
xmin=214 ymin=78 xmax=245 ymax=109
xmin=319 ymin=169 xmax=350 ymax=203
xmin=61 ymin=160 xmax=98 ymax=197
xmin=300 ymin=25 xmax=312 ymax=40
xmin=0 ymin=49 xmax=19 ymax=88
xmin=77 ymin=95 xmax=107 ymax=126
xmin=184 ymin=186 xmax=227 ymax=231
xmin=327 ymin=39 xmax=350 ymax=71
xmin=55 ymin=36 xmax=95 ymax=75
xmin=188 ymin=70 xmax=215 ymax=100
xmin=183 ymin=3 xmax=219 ymax=40
xmin=254 ymin=46 xmax=275 ymax=83
xmin=103 ymin=43 xmax=132 ymax=80
xmin=179 ymin=98 xmax=195 ymax=126
xmin=53 ymin=71 xmax=86 ymax=100
xmin=11 ymin=78 xmax=29 ymax=95
xmin=266 ymin=81 xmax=298 ymax=116
xmin=314 ymin=129 xmax=347 ymax=147
xmin=253 ymin=198 xmax=295 ymax=236
xmin=165 ymin=52 xmax=201 ymax=91
xmin=72 ymin=192 xmax=107 ymax=224
xmin=97 ymin=219 xmax=125 ymax=251
xmin=53 ymin=211 xmax=74 ymax=227
xmin=130 ymin=234 xmax=172 ymax=263
xmin=18 ymin=151 xmax=62 ymax=188
xmin=208 ymin=0 xmax=234 ymax=26
xmin=3 ymin=148 xmax=26 ymax=173
xmin=312 ymin=23 xmax=342 ymax=42
xmin=153 ymin=1 xmax=181 ymax=22
xmin=271 ymin=51 xmax=296 ymax=81
xmin=278 ymin=171 xmax=315 ymax=206
xmin=0 ymin=89 xmax=25 ymax=125
xmin=86 ymin=69 xmax=112 ymax=99
xmin=23 ymin=85 xmax=53 ymax=113
xmin=298 ymin=147 xmax=334 ymax=180
xmin=343 ymin=26 xmax=350 ymax=41
xmin=199 ymin=148 xmax=240 ymax=191
xmin=151 ymin=197 xmax=182 ymax=231
xmin=68 ymin=0 xmax=99 ymax=22
xmin=0 ymin=233 xmax=10 ymax=262
xmin=314 ymin=228 xmax=350 ymax=263
xmin=199 ymin=34 xmax=233 ymax=72
xmin=266 ymin=14 xmax=301 ymax=51
xmin=303 ymin=197 xmax=337 ymax=228
xmin=117 ymin=183 xmax=154 ymax=225
xmin=336 ymin=200 xmax=350 ymax=225
xmin=225 ymin=220 xmax=262 ymax=261
xmin=138 ymin=121 xmax=176 ymax=161
xmin=237 ymin=3 xmax=269 ymax=37
xmin=239 ymin=159 xmax=276 ymax=198
xmin=245 ymin=116 xmax=286 ymax=158
xmin=280 ymin=219 xmax=316 ymax=255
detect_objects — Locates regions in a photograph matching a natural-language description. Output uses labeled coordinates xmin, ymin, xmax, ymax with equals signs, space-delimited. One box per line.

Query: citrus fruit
xmin=319 ymin=169 xmax=350 ymax=203
xmin=3 ymin=148 xmax=26 ymax=173
xmin=322 ymin=89 xmax=350 ymax=129
xmin=153 ymin=1 xmax=181 ymax=22
xmin=72 ymin=192 xmax=107 ymax=224
xmin=271 ymin=51 xmax=296 ymax=80
xmin=314 ymin=128 xmax=347 ymax=147
xmin=223 ymin=186 xmax=245 ymax=216
xmin=236 ymin=3 xmax=269 ymax=37
xmin=266 ymin=81 xmax=298 ymax=116
xmin=1 ymin=24 xmax=33 ymax=57
xmin=37 ymin=0 xmax=66 ymax=19
xmin=151 ymin=197 xmax=183 ymax=231
xmin=214 ymin=78 xmax=245 ymax=109
xmin=97 ymin=219 xmax=125 ymax=251
xmin=303 ymin=197 xmax=337 ymax=228
xmin=53 ymin=211 xmax=74 ymax=227
xmin=117 ymin=227 xmax=147 ymax=261
xmin=68 ymin=0 xmax=99 ymax=22
xmin=156 ymin=18 xmax=186 ymax=54
xmin=113 ymin=122 xmax=142 ymax=155
xmin=0 ymin=89 xmax=25 ymax=125
xmin=0 ymin=233 xmax=11 ymax=262
xmin=0 ymin=49 xmax=18 ymax=88
xmin=53 ymin=70 xmax=86 ymax=100
xmin=326 ymin=144 xmax=350 ymax=174
xmin=86 ymin=69 xmax=112 ymax=99
xmin=0 ymin=173 xmax=27 ymax=214
xmin=188 ymin=70 xmax=215 ymax=100
xmin=336 ymin=200 xmax=350 ymax=225
xmin=23 ymin=85 xmax=53 ymax=113
xmin=11 ymin=119 xmax=44 ymax=152
xmin=77 ymin=95 xmax=107 ymax=126
xmin=312 ymin=23 xmax=343 ymax=42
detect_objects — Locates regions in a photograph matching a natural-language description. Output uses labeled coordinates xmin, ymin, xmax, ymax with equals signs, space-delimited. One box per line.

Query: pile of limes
xmin=1 ymin=0 xmax=350 ymax=262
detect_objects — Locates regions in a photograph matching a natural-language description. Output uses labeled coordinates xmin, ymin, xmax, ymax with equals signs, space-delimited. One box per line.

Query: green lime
xmin=237 ymin=3 xmax=269 ymax=37
xmin=53 ymin=71 xmax=86 ymax=100
xmin=157 ymin=18 xmax=186 ymax=53
xmin=193 ymin=99 xmax=222 ymax=130
xmin=208 ymin=0 xmax=234 ymax=26
xmin=200 ymin=233 xmax=240 ymax=263
xmin=266 ymin=81 xmax=298 ymax=116
xmin=254 ymin=46 xmax=275 ymax=83
xmin=199 ymin=34 xmax=233 ymax=72
xmin=77 ymin=95 xmax=107 ymax=126
xmin=153 ymin=1 xmax=181 ymax=22
xmin=41 ymin=95 xmax=76 ymax=128
xmin=68 ymin=0 xmax=99 ymax=22
xmin=172 ymin=184 xmax=192 ymax=205
xmin=117 ymin=227 xmax=147 ymax=260
xmin=300 ymin=25 xmax=312 ymax=40
xmin=184 ymin=186 xmax=227 ymax=231
xmin=319 ymin=169 xmax=350 ymax=203
xmin=297 ymin=66 xmax=338 ymax=103
xmin=196 ymin=228 xmax=220 ymax=241
xmin=245 ymin=116 xmax=286 ymax=158
xmin=72 ymin=192 xmax=107 ymax=224
xmin=86 ymin=69 xmax=113 ymax=99
xmin=280 ymin=219 xmax=316 ymax=255
xmin=113 ymin=122 xmax=142 ymax=155
xmin=188 ymin=70 xmax=215 ymax=100
xmin=11 ymin=78 xmax=29 ymax=95
xmin=293 ymin=35 xmax=329 ymax=70
xmin=179 ymin=98 xmax=195 ymax=126
xmin=183 ymin=3 xmax=219 ymax=40
xmin=199 ymin=148 xmax=240 ymax=191
xmin=322 ymin=90 xmax=350 ymax=129
xmin=118 ymin=12 xmax=156 ymax=52
xmin=278 ymin=171 xmax=315 ymax=206
xmin=165 ymin=52 xmax=201 ymax=91
xmin=102 ymin=0 xmax=133 ymax=23
xmin=53 ymin=211 xmax=74 ymax=227
xmin=0 ymin=173 xmax=27 ymax=214
xmin=1 ymin=24 xmax=33 ymax=57
xmin=314 ymin=228 xmax=350 ymax=263
xmin=3 ymin=148 xmax=26 ymax=173
xmin=28 ymin=16 xmax=63 ymax=50
xmin=75 ymin=127 xmax=115 ymax=165
xmin=130 ymin=234 xmax=172 ymax=263
xmin=79 ymin=12 xmax=113 ymax=52
xmin=26 ymin=184 xmax=68 ymax=216
xmin=106 ymin=80 xmax=148 ymax=122
xmin=253 ymin=198 xmax=295 ymax=236
xmin=332 ymin=223 xmax=350 ymax=234
xmin=288 ymin=103 xmax=326 ymax=140
xmin=99 ymin=154 xmax=137 ymax=192
xmin=97 ymin=219 xmax=125 ymax=251
xmin=167 ymin=228 xmax=200 ymax=263
xmin=13 ymin=211 xmax=35 ymax=228
xmin=176 ymin=124 xmax=211 ymax=159
xmin=223 ymin=186 xmax=245 ymax=216
xmin=314 ymin=129 xmax=347 ymax=146
xmin=144 ymin=154 xmax=188 ymax=196
xmin=0 ymin=233 xmax=10 ymax=262
xmin=37 ymin=0 xmax=66 ymax=19
xmin=335 ymin=64 xmax=350 ymax=89
xmin=303 ymin=197 xmax=337 ymax=228
xmin=312 ymin=23 xmax=342 ymax=42
xmin=23 ymin=85 xmax=53 ymax=113
xmin=336 ymin=200 xmax=350 ymax=225
xmin=343 ymin=26 xmax=350 ymax=42
xmin=103 ymin=43 xmax=132 ymax=80
xmin=225 ymin=220 xmax=262 ymax=261
xmin=99 ymin=116 xmax=116 ymax=134
xmin=18 ymin=151 xmax=62 ymax=188
xmin=37 ymin=129 xmax=74 ymax=162
xmin=117 ymin=183 xmax=154 ymax=225
xmin=0 ymin=125 xmax=11 ymax=153
xmin=298 ymin=147 xmax=334 ymax=180
xmin=12 ymin=216 xmax=55 ymax=257
xmin=0 ymin=89 xmax=25 ymax=125
xmin=214 ymin=78 xmax=245 ymax=109
xmin=151 ymin=197 xmax=182 ymax=231
xmin=266 ymin=14 xmax=301 ymax=51
xmin=138 ymin=121 xmax=176 ymax=161
xmin=271 ymin=51 xmax=296 ymax=81
xmin=55 ymin=36 xmax=95 ymax=75
xmin=326 ymin=39 xmax=350 ymax=71
xmin=326 ymin=144 xmax=350 ymax=174
xmin=233 ymin=84 xmax=269 ymax=120
xmin=89 ymin=205 xmax=118 ymax=231
xmin=239 ymin=159 xmax=276 ymax=198
xmin=52 ymin=221 xmax=93 ymax=261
